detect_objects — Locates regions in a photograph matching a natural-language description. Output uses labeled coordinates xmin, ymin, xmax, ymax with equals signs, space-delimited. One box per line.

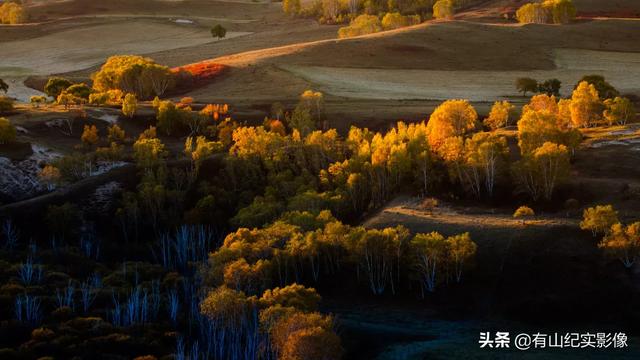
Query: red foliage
xmin=172 ymin=61 xmax=227 ymax=84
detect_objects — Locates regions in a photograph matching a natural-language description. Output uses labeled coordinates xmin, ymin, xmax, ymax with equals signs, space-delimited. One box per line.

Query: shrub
xmin=338 ymin=14 xmax=382 ymax=38
xmin=433 ymin=0 xmax=454 ymax=20
xmin=0 ymin=96 xmax=15 ymax=113
xmin=0 ymin=2 xmax=27 ymax=24
xmin=0 ymin=117 xmax=16 ymax=144
xmin=381 ymin=12 xmax=420 ymax=30
xmin=211 ymin=24 xmax=227 ymax=39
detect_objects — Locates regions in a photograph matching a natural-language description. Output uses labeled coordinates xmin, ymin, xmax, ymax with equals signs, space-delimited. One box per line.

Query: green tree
xmin=211 ymin=24 xmax=227 ymax=39
xmin=516 ymin=77 xmax=538 ymax=96
xmin=44 ymin=77 xmax=73 ymax=99
xmin=0 ymin=78 xmax=8 ymax=94
xmin=0 ymin=96 xmax=14 ymax=114
xmin=66 ymin=83 xmax=92 ymax=100
xmin=538 ymin=78 xmax=561 ymax=96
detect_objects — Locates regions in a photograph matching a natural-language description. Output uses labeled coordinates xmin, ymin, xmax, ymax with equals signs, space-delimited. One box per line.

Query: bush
xmin=0 ymin=117 xmax=17 ymax=144
xmin=0 ymin=2 xmax=27 ymax=24
xmin=516 ymin=3 xmax=550 ymax=24
xmin=0 ymin=96 xmax=15 ymax=114
xmin=433 ymin=0 xmax=454 ymax=20
xmin=338 ymin=14 xmax=382 ymax=38
xmin=381 ymin=12 xmax=420 ymax=30
xmin=211 ymin=24 xmax=227 ymax=39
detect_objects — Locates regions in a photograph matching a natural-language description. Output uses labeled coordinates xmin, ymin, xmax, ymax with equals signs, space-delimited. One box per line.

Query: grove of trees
xmin=516 ymin=0 xmax=576 ymax=24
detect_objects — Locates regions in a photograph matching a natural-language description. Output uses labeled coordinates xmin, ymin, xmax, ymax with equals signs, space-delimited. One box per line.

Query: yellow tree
xmin=513 ymin=205 xmax=535 ymax=225
xmin=133 ymin=137 xmax=167 ymax=171
xmin=426 ymin=99 xmax=477 ymax=151
xmin=122 ymin=93 xmax=138 ymax=118
xmin=532 ymin=142 xmax=570 ymax=200
xmin=484 ymin=100 xmax=515 ymax=130
xmin=80 ymin=124 xmax=99 ymax=148
xmin=603 ymin=97 xmax=635 ymax=126
xmin=0 ymin=117 xmax=16 ymax=144
xmin=446 ymin=232 xmax=476 ymax=282
xmin=570 ymin=81 xmax=602 ymax=128
xmin=39 ymin=165 xmax=61 ymax=190
xmin=580 ymin=204 xmax=619 ymax=236
xmin=433 ymin=0 xmax=454 ymax=20
xmin=184 ymin=136 xmax=222 ymax=177
xmin=598 ymin=222 xmax=640 ymax=268
xmin=411 ymin=231 xmax=448 ymax=293
xmin=465 ymin=132 xmax=508 ymax=198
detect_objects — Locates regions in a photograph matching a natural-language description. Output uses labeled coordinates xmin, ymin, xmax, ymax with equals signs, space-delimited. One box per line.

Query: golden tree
xmin=433 ymin=0 xmax=454 ymax=20
xmin=426 ymin=99 xmax=477 ymax=151
xmin=80 ymin=125 xmax=99 ymax=148
xmin=0 ymin=117 xmax=16 ymax=144
xmin=122 ymin=93 xmax=138 ymax=119
xmin=598 ymin=222 xmax=640 ymax=268
xmin=580 ymin=205 xmax=619 ymax=236
xmin=484 ymin=100 xmax=514 ymax=130
xmin=570 ymin=81 xmax=602 ymax=128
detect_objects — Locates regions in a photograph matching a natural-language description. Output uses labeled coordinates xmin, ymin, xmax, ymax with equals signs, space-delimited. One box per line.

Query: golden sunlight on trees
xmin=133 ymin=137 xmax=167 ymax=171
xmin=426 ymin=99 xmax=477 ymax=150
xmin=122 ymin=93 xmax=138 ymax=118
xmin=580 ymin=205 xmax=619 ymax=237
xmin=433 ymin=0 xmax=454 ymax=20
xmin=599 ymin=222 xmax=640 ymax=268
xmin=484 ymin=100 xmax=515 ymax=130
xmin=570 ymin=81 xmax=602 ymax=128
xmin=44 ymin=77 xmax=73 ymax=99
xmin=513 ymin=142 xmax=569 ymax=201
xmin=92 ymin=55 xmax=175 ymax=99
xmin=107 ymin=124 xmax=126 ymax=143
xmin=604 ymin=97 xmax=635 ymax=126
xmin=576 ymin=75 xmax=619 ymax=100
xmin=411 ymin=231 xmax=477 ymax=294
xmin=0 ymin=96 xmax=14 ymax=114
xmin=513 ymin=205 xmax=535 ymax=225
xmin=184 ymin=136 xmax=221 ymax=177
xmin=0 ymin=2 xmax=27 ymax=24
xmin=0 ymin=117 xmax=17 ymax=144
xmin=283 ymin=0 xmax=301 ymax=16
xmin=516 ymin=0 xmax=575 ymax=24
xmin=39 ymin=165 xmax=61 ymax=191
xmin=381 ymin=12 xmax=420 ymax=30
xmin=80 ymin=125 xmax=99 ymax=148
xmin=338 ymin=14 xmax=382 ymax=38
